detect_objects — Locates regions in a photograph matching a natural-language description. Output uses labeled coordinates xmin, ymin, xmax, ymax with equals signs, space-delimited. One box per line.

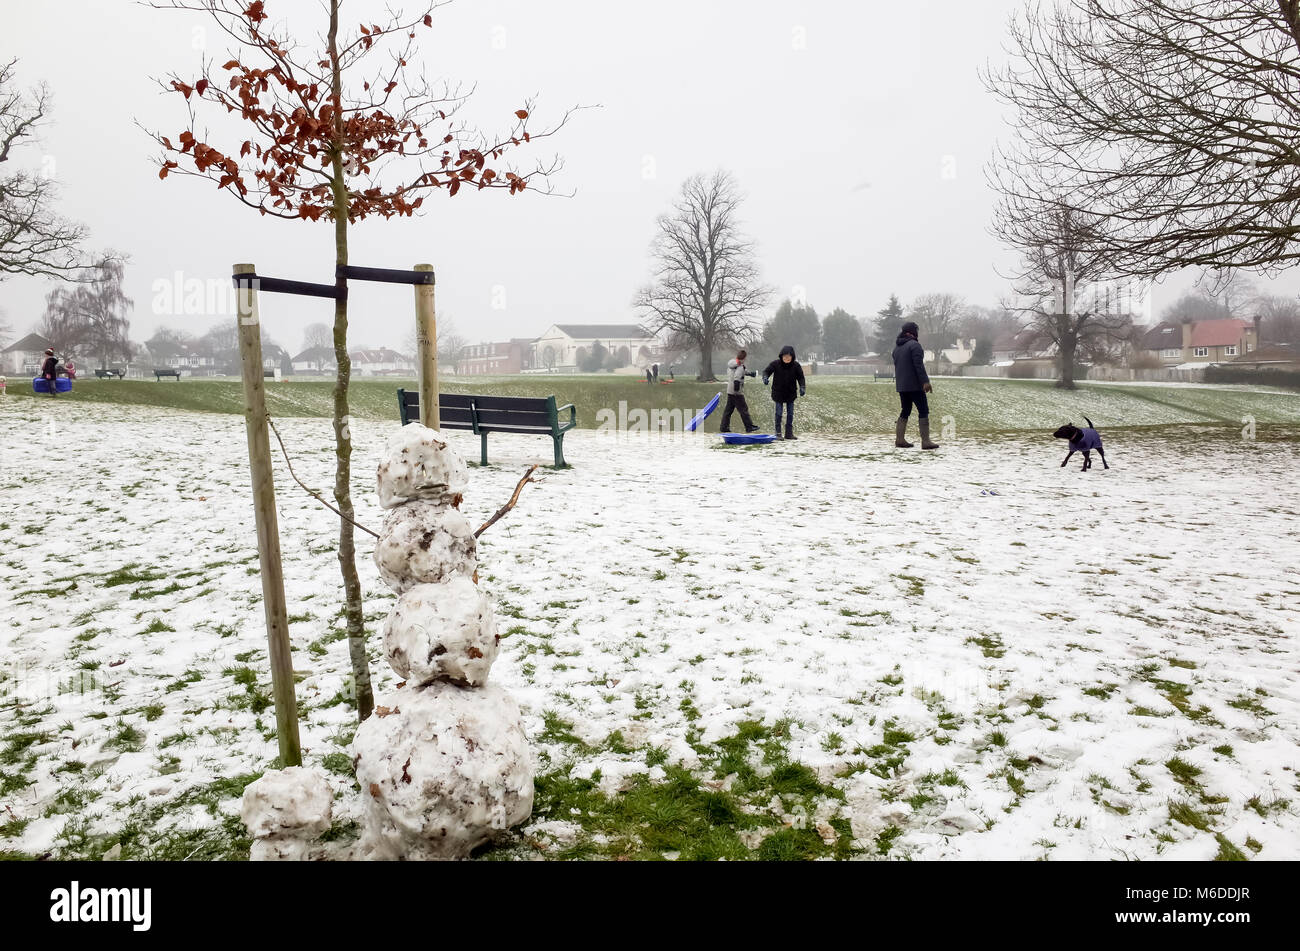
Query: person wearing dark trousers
xmin=40 ymin=348 xmax=59 ymax=398
xmin=719 ymin=349 xmax=760 ymax=433
xmin=892 ymin=321 xmax=939 ymax=449
xmin=762 ymin=345 xmax=806 ymax=440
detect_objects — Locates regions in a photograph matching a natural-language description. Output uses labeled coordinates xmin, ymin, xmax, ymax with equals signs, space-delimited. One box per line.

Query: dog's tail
xmin=1083 ymin=415 xmax=1094 ymax=429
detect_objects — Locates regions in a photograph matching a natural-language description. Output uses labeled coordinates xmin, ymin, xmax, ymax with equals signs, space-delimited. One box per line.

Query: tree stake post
xmin=233 ymin=262 xmax=302 ymax=767
xmin=414 ymin=263 xmax=438 ymax=429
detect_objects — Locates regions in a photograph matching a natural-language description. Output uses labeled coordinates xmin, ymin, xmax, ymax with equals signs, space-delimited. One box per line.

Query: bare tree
xmin=0 ymin=59 xmax=86 ymax=280
xmin=0 ymin=306 xmax=11 ymax=346
xmin=635 ymin=170 xmax=771 ymax=381
xmin=1251 ymin=292 xmax=1300 ymax=346
xmin=402 ymin=312 xmax=465 ymax=372
xmin=986 ymin=1 xmax=1300 ymax=279
xmin=38 ymin=290 xmax=84 ymax=356
xmin=993 ymin=199 xmax=1134 ymax=388
xmin=906 ymin=292 xmax=966 ymax=373
xmin=301 ymin=322 xmax=333 ymax=351
xmin=148 ymin=0 xmax=578 ymax=721
xmin=1203 ymin=269 xmax=1258 ymax=316
xmin=1157 ymin=292 xmax=1231 ymax=324
xmin=39 ymin=254 xmax=134 ymax=366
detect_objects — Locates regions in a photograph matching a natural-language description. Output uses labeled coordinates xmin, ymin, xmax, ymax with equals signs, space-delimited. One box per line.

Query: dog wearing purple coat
xmin=1053 ymin=415 xmax=1108 ymax=471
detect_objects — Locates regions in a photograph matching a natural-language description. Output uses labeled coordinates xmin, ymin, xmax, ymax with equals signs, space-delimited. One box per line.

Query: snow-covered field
xmin=2 ymin=399 xmax=1298 ymax=860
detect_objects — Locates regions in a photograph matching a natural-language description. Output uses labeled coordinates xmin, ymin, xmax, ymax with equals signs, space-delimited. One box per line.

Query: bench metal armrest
xmin=554 ymin=402 xmax=577 ymax=433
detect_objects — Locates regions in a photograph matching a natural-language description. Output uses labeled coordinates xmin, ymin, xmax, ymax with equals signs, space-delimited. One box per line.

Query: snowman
xmin=349 ymin=424 xmax=534 ymax=860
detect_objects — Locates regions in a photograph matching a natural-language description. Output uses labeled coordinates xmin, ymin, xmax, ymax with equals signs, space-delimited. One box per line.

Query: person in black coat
xmin=40 ymin=348 xmax=60 ymax=398
xmin=762 ymin=345 xmax=807 ymax=440
xmin=891 ymin=322 xmax=938 ymax=449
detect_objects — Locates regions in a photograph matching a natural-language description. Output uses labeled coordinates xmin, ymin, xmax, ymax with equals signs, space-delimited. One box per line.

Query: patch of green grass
xmin=538 ymin=711 xmax=590 ymax=750
xmin=1168 ymin=800 xmax=1212 ymax=831
xmin=142 ymin=703 xmax=165 ymax=722
xmin=1212 ymin=744 xmax=1234 ymax=758
xmin=875 ymin=824 xmax=904 ymax=855
xmin=1165 ymin=757 xmax=1203 ymax=788
xmin=755 ymin=826 xmax=827 ymax=861
xmin=1227 ymin=695 xmax=1272 ymax=717
xmin=165 ymin=669 xmax=204 ymax=693
xmin=1244 ymin=795 xmax=1289 ymax=818
xmin=103 ymin=721 xmax=145 ymax=754
xmin=101 ymin=564 xmax=166 ymax=587
xmin=965 ymin=634 xmax=1005 ymax=659
xmin=1 ymin=732 xmax=49 ymax=765
xmin=1214 ymin=834 xmax=1248 ymax=862
xmin=321 ymin=752 xmax=354 ymax=776
xmin=894 ymin=574 xmax=925 ymax=598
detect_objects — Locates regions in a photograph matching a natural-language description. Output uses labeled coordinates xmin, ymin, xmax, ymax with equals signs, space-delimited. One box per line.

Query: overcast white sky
xmin=3 ymin=0 xmax=1296 ymax=353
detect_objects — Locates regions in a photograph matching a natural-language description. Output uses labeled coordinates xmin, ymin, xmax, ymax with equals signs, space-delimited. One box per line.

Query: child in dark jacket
xmin=40 ymin=348 xmax=59 ymax=398
xmin=762 ymin=345 xmax=806 ymax=439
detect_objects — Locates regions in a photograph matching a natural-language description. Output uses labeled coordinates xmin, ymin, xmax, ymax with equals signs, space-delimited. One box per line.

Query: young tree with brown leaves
xmin=147 ymin=0 xmax=575 ymax=721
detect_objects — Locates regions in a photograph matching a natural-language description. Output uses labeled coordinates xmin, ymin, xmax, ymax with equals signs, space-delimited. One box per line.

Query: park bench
xmin=397 ymin=389 xmax=576 ymax=468
xmin=873 ymin=368 xmax=895 ymax=382
xmin=94 ymin=368 xmax=127 ymax=379
xmin=154 ymin=369 xmax=181 ymax=381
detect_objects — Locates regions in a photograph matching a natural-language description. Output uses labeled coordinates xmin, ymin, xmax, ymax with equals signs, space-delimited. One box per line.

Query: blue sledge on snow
xmin=721 ymin=433 xmax=777 ymax=445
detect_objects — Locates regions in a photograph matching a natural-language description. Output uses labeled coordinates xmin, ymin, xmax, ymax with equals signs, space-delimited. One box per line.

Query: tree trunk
xmin=1057 ymin=332 xmax=1078 ymax=390
xmin=328 ymin=1 xmax=374 ymax=722
xmin=698 ymin=328 xmax=715 ymax=382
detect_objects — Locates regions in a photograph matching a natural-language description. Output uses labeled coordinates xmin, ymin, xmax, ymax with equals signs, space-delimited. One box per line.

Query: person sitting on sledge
xmin=719 ymin=348 xmax=761 ymax=434
xmin=40 ymin=348 xmax=59 ymax=397
xmin=762 ymin=345 xmax=807 ymax=440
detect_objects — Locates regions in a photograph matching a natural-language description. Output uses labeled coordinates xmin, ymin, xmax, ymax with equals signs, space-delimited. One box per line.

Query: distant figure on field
xmin=63 ymin=360 xmax=76 ymax=380
xmin=719 ymin=349 xmax=760 ymax=433
xmin=40 ymin=348 xmax=59 ymax=397
xmin=892 ymin=322 xmax=938 ymax=449
xmin=652 ymin=363 xmax=659 ymax=382
xmin=762 ymin=345 xmax=806 ymax=440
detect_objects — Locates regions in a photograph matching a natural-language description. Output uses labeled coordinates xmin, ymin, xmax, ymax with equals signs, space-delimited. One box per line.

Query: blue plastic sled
xmin=687 ymin=392 xmax=722 ymax=432
xmin=721 ymin=433 xmax=776 ymax=445
xmin=33 ymin=377 xmax=72 ymax=393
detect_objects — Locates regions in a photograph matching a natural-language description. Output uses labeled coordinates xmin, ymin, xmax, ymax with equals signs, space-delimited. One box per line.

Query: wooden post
xmin=414 ymin=263 xmax=438 ymax=429
xmin=234 ymin=262 xmax=302 ymax=767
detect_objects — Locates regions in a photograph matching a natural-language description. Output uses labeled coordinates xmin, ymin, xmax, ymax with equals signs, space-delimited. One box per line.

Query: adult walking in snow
xmin=719 ymin=349 xmax=760 ymax=433
xmin=892 ymin=322 xmax=938 ymax=449
xmin=40 ymin=348 xmax=60 ymax=398
xmin=762 ymin=345 xmax=807 ymax=440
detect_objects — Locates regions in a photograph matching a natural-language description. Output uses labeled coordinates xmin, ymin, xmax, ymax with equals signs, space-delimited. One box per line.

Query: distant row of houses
xmin=1 ymin=321 xmax=661 ymax=378
xmin=9 ymin=314 xmax=1292 ymax=380
xmin=991 ymin=317 xmax=1284 ymax=369
xmin=1 ymin=332 xmax=418 ymax=377
xmin=829 ymin=316 xmax=1293 ymax=372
